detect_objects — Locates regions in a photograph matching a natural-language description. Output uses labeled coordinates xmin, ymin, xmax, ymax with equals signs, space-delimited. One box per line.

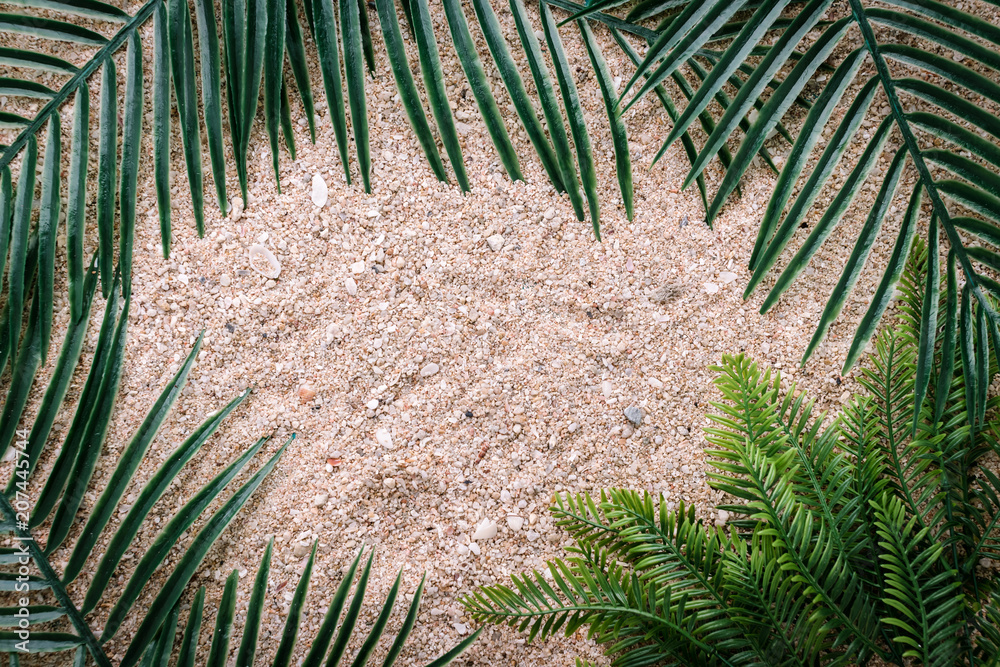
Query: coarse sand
xmin=1 ymin=0 xmax=959 ymax=663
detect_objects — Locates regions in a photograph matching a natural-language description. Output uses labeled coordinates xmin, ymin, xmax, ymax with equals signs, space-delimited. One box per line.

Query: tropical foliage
xmin=463 ymin=241 xmax=1000 ymax=666
xmin=3 ymin=0 xmax=994 ymax=403
xmin=0 ymin=260 xmax=477 ymax=663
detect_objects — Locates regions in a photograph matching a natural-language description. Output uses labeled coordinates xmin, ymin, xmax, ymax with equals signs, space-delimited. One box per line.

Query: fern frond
xmin=872 ymin=494 xmax=965 ymax=666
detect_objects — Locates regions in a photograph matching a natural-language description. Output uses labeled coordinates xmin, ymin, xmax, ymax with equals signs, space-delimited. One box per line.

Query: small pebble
xmin=719 ymin=271 xmax=738 ymax=284
xmin=486 ymin=234 xmax=505 ymax=252
xmin=383 ymin=477 xmax=396 ymax=489
xmin=676 ymin=426 xmax=689 ymax=436
xmin=648 ymin=377 xmax=663 ymax=389
xmin=376 ymin=428 xmax=393 ymax=448
xmin=313 ymin=493 xmax=328 ymax=507
xmin=506 ymin=515 xmax=524 ymax=531
xmin=298 ymin=385 xmax=316 ymax=402
xmin=704 ymin=282 xmax=719 ymax=294
xmin=526 ymin=530 xmax=540 ymax=542
xmin=468 ymin=542 xmax=481 ymax=555
xmin=293 ymin=543 xmax=310 ymax=558
xmin=220 ymin=274 xmax=232 ymax=287
xmin=345 ymin=277 xmax=358 ymax=296
xmin=311 ymin=173 xmax=328 ymax=207
xmin=420 ymin=362 xmax=440 ymax=377
xmin=350 ymin=260 xmax=366 ymax=274
xmin=366 ymin=399 xmax=379 ymax=410
xmin=624 ymin=406 xmax=644 ymax=426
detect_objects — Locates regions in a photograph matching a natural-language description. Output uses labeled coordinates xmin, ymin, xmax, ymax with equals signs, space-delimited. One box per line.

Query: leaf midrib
xmin=0 ymin=0 xmax=159 ymax=173
xmin=0 ymin=493 xmax=110 ymax=666
xmin=845 ymin=0 xmax=1000 ymax=333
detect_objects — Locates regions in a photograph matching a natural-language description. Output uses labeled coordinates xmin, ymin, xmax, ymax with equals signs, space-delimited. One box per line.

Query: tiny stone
xmin=624 ymin=406 xmax=644 ymax=426
xmin=420 ymin=362 xmax=440 ymax=377
xmin=676 ymin=426 xmax=689 ymax=436
xmin=313 ymin=493 xmax=328 ymax=507
xmin=567 ymin=422 xmax=579 ymax=433
xmin=500 ymin=489 xmax=512 ymax=503
xmin=383 ymin=477 xmax=397 ymax=489
xmin=526 ymin=530 xmax=540 ymax=542
xmin=704 ymin=282 xmax=719 ymax=294
xmin=220 ymin=275 xmax=232 ymax=287
xmin=376 ymin=428 xmax=393 ymax=448
xmin=350 ymin=260 xmax=366 ymax=274
xmin=311 ymin=173 xmax=329 ymax=207
xmin=840 ymin=390 xmax=852 ymax=403
xmin=468 ymin=542 xmax=481 ymax=555
xmin=506 ymin=515 xmax=524 ymax=531
xmin=345 ymin=277 xmax=358 ymax=296
xmin=293 ymin=543 xmax=310 ymax=558
xmin=648 ymin=377 xmax=664 ymax=389
xmin=472 ymin=519 xmax=497 ymax=540
xmin=366 ymin=399 xmax=379 ymax=410
xmin=719 ymin=271 xmax=738 ymax=284
xmin=486 ymin=234 xmax=505 ymax=252
xmin=457 ymin=544 xmax=470 ymax=556
xmin=298 ymin=385 xmax=316 ymax=402
xmin=602 ymin=381 xmax=613 ymax=398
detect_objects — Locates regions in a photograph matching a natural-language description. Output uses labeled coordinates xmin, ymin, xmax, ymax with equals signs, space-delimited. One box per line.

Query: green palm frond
xmin=608 ymin=0 xmax=1000 ymax=400
xmin=467 ymin=248 xmax=1000 ymax=666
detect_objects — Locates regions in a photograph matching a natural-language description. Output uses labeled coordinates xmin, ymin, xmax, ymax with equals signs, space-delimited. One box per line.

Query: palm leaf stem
xmin=846 ymin=0 xmax=999 ymax=332
xmin=0 ymin=0 xmax=157 ymax=172
xmin=0 ymin=495 xmax=109 ymax=667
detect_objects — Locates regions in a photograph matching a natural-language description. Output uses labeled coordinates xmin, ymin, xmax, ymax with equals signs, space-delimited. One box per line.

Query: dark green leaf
xmin=580 ymin=20 xmax=632 ymax=222
xmin=236 ymin=538 xmax=273 ymax=667
xmin=45 ymin=295 xmax=131 ymax=554
xmin=119 ymin=32 xmax=142 ymax=296
xmin=509 ymin=0 xmax=583 ymax=219
xmin=168 ymin=0 xmax=205 ymax=236
xmin=37 ymin=114 xmax=60 ymax=363
xmin=0 ymin=13 xmax=107 ymax=45
xmin=84 ymin=390 xmax=253 ymax=617
xmin=842 ymin=179 xmax=921 ymax=372
xmin=195 ymin=0 xmax=229 ymax=214
xmin=470 ymin=0 xmax=564 ymax=191
xmin=66 ymin=88 xmax=88 ymax=318
xmin=285 ymin=0 xmax=316 ymax=144
xmin=119 ymin=436 xmax=293 ymax=667
xmin=410 ymin=0 xmax=467 ymax=192
xmin=313 ymin=0 xmax=352 ymax=184
xmin=301 ymin=547 xmax=365 ymax=667
xmin=96 ymin=61 xmax=117 ymax=297
xmin=442 ymin=0 xmax=522 ymax=182
xmin=206 ymin=571 xmax=238 ymax=667
xmin=63 ymin=332 xmax=205 ymax=586
xmin=263 ymin=0 xmax=286 ymax=188
xmin=540 ymin=2 xmax=599 ymax=236
xmin=272 ymin=541 xmax=316 ymax=667
xmin=175 ymin=587 xmax=205 ymax=667
xmin=375 ymin=0 xmax=447 ymax=182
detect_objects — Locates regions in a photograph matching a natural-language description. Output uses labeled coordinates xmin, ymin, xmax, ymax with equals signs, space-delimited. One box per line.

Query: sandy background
xmin=0 ymin=0 xmax=931 ymax=664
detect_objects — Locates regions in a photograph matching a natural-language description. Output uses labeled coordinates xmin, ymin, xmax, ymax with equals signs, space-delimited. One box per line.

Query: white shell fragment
xmin=249 ymin=244 xmax=281 ymax=279
xmin=311 ymin=173 xmax=328 ymax=207
xmin=472 ymin=519 xmax=497 ymax=541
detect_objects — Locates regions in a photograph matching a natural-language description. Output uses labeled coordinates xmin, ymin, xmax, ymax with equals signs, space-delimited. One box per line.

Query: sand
xmin=1 ymin=0 xmax=965 ymax=663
